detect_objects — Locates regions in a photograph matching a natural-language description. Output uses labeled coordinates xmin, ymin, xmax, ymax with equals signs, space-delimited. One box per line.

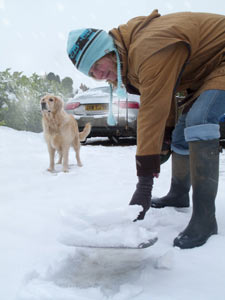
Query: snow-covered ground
xmin=1 ymin=126 xmax=225 ymax=300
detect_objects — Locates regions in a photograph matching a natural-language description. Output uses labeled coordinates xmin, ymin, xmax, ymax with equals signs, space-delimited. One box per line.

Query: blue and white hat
xmin=67 ymin=28 xmax=126 ymax=99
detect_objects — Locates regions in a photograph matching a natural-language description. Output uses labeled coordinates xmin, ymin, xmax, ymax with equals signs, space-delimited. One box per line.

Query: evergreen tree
xmin=0 ymin=69 xmax=76 ymax=132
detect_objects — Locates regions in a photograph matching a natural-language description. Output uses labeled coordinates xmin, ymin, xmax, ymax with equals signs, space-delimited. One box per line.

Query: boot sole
xmin=151 ymin=203 xmax=190 ymax=208
xmin=173 ymin=231 xmax=218 ymax=249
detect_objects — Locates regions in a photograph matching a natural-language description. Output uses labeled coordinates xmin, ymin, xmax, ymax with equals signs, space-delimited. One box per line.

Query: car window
xmin=74 ymin=86 xmax=111 ymax=100
xmin=73 ymin=86 xmax=140 ymax=102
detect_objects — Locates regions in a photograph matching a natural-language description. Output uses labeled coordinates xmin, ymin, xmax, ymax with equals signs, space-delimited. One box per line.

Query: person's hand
xmin=129 ymin=175 xmax=153 ymax=221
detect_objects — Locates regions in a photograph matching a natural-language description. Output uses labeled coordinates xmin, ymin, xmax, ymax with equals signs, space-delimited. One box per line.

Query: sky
xmin=1 ymin=126 xmax=225 ymax=300
xmin=1 ymin=0 xmax=225 ymax=89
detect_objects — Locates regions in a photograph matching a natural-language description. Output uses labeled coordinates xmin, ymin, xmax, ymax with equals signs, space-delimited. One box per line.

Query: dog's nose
xmin=41 ymin=102 xmax=47 ymax=110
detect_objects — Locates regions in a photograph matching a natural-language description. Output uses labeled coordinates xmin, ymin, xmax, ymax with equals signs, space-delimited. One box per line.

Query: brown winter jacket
xmin=109 ymin=10 xmax=225 ymax=176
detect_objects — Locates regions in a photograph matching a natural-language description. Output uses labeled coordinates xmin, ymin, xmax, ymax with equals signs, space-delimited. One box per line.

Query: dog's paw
xmin=47 ymin=168 xmax=55 ymax=172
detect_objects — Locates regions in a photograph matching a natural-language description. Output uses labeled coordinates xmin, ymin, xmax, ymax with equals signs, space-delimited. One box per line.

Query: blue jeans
xmin=171 ymin=90 xmax=225 ymax=155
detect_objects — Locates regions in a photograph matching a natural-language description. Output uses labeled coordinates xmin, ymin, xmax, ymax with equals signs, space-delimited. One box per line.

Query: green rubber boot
xmin=151 ymin=152 xmax=190 ymax=208
xmin=174 ymin=139 xmax=219 ymax=249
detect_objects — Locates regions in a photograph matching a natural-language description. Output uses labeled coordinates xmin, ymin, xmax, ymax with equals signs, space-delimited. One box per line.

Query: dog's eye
xmin=49 ymin=98 xmax=54 ymax=102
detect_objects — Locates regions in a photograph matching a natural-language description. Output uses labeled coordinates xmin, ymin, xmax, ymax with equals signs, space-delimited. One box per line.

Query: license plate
xmin=85 ymin=104 xmax=108 ymax=111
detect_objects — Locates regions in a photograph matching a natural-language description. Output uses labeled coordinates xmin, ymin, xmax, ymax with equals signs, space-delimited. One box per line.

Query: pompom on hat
xmin=67 ymin=28 xmax=127 ymax=100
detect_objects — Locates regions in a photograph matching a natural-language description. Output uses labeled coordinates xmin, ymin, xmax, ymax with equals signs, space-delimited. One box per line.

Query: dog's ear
xmin=54 ymin=96 xmax=63 ymax=111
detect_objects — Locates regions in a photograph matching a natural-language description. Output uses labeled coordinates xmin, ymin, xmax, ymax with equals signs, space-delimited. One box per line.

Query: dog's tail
xmin=79 ymin=122 xmax=91 ymax=141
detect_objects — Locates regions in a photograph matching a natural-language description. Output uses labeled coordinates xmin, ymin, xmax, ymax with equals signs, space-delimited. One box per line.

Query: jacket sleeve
xmin=136 ymin=43 xmax=189 ymax=176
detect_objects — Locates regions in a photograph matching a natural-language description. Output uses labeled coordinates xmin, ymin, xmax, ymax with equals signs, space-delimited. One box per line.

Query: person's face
xmin=89 ymin=55 xmax=117 ymax=81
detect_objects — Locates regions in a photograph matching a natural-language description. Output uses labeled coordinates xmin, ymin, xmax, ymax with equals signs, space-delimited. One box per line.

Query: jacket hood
xmin=109 ymin=10 xmax=161 ymax=85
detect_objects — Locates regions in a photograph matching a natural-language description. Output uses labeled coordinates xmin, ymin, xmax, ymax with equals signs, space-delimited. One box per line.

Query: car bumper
xmin=75 ymin=115 xmax=137 ymax=137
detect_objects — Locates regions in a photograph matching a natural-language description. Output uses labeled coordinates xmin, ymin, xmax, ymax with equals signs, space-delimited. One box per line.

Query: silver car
xmin=65 ymin=86 xmax=140 ymax=142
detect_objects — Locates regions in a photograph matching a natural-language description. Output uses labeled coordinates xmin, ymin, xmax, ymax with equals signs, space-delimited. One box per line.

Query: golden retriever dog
xmin=40 ymin=95 xmax=91 ymax=172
